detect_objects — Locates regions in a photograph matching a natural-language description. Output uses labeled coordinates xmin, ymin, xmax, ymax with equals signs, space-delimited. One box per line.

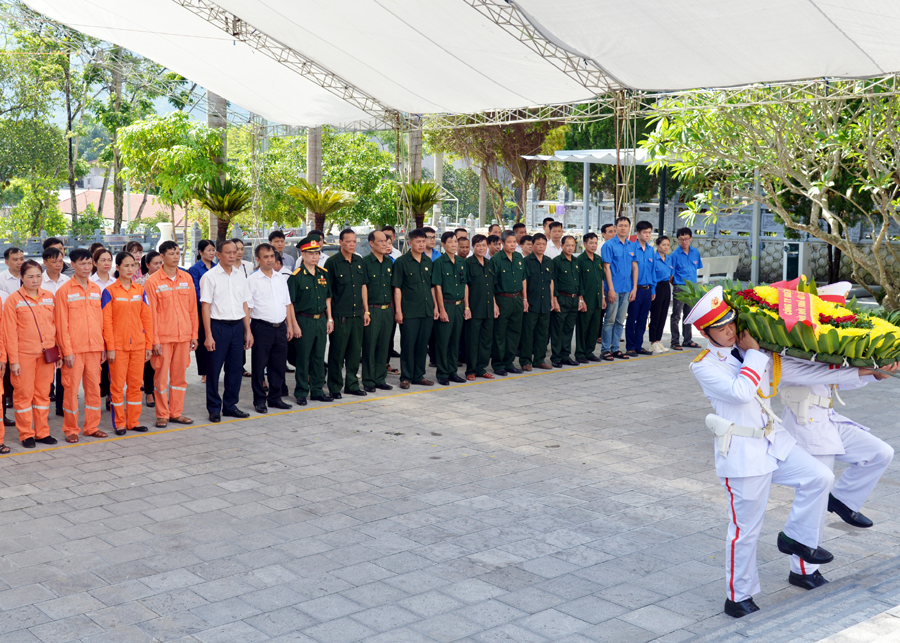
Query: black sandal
xmin=600 ymin=352 xmax=615 ymax=362
xmin=683 ymin=341 xmax=701 ymax=349
xmin=0 ymin=444 xmax=9 ymax=454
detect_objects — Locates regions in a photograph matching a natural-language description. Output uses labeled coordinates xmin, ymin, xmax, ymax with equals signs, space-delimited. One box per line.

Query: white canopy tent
xmin=20 ymin=0 xmax=900 ymax=127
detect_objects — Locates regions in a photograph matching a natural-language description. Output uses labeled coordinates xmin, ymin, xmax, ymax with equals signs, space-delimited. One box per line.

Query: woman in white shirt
xmin=90 ymin=247 xmax=115 ymax=410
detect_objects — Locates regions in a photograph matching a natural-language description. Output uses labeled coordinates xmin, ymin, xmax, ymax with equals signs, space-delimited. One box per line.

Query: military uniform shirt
xmin=432 ymin=254 xmax=466 ymax=301
xmin=524 ymin=253 xmax=555 ymax=314
xmin=391 ymin=252 xmax=434 ymax=318
xmin=465 ymin=255 xmax=495 ymax=319
xmin=287 ymin=264 xmax=331 ymax=315
xmin=575 ymin=251 xmax=603 ymax=309
xmin=553 ymin=253 xmax=578 ymax=296
xmin=491 ymin=251 xmax=525 ymax=294
xmin=362 ymin=253 xmax=393 ymax=305
xmin=324 ymin=252 xmax=367 ymax=317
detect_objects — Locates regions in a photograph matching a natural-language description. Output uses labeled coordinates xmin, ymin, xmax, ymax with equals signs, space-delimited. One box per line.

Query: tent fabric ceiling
xmin=21 ymin=0 xmax=900 ymax=127
xmin=523 ymin=149 xmax=652 ymax=166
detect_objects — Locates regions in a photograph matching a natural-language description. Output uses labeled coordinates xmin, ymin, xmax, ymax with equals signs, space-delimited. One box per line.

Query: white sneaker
xmin=651 ymin=341 xmax=667 ymax=354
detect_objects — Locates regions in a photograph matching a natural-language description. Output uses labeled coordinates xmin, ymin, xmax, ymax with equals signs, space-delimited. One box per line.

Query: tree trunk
xmin=65 ymin=55 xmax=78 ymax=224
xmin=307 ymin=127 xmax=322 ymax=228
xmin=135 ymin=188 xmax=149 ymax=220
xmin=97 ymin=165 xmax=111 ymax=218
xmin=314 ymin=213 xmax=326 ymax=233
xmin=414 ymin=214 xmax=425 ymax=229
xmin=111 ymin=48 xmax=124 ymax=233
xmin=216 ymin=216 xmax=229 ymax=243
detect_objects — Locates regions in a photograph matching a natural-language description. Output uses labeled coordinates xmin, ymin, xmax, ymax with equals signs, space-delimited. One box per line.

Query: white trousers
xmin=719 ymin=445 xmax=834 ymax=602
xmin=790 ymin=424 xmax=894 ymax=575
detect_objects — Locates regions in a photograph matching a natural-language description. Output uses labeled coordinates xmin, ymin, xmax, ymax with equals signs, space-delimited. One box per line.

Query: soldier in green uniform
xmin=432 ymin=231 xmax=469 ymax=385
xmin=520 ymin=233 xmax=556 ymax=370
xmin=575 ymin=231 xmax=605 ymax=362
xmin=361 ymin=230 xmax=394 ymax=392
xmin=464 ymin=234 xmax=498 ymax=381
xmin=551 ymin=235 xmax=582 ymax=367
xmin=324 ymin=229 xmax=369 ymax=398
xmin=490 ymin=230 xmax=527 ymax=376
xmin=392 ymin=228 xmax=438 ymax=389
xmin=286 ymin=235 xmax=334 ymax=405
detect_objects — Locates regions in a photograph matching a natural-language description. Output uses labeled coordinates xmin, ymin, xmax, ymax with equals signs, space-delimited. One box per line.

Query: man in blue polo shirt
xmin=600 ymin=216 xmax=636 ymax=360
xmin=670 ymin=227 xmax=703 ymax=350
xmin=624 ymin=220 xmax=656 ymax=356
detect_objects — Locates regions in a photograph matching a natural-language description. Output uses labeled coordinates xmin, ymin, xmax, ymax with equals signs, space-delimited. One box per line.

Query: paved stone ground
xmin=0 ymin=343 xmax=899 ymax=643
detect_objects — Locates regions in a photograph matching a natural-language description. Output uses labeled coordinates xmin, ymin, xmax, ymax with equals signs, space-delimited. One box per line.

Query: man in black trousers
xmin=247 ymin=243 xmax=297 ymax=414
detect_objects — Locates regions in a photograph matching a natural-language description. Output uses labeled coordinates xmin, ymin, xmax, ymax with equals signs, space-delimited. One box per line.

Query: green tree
xmin=287 ymin=179 xmax=357 ymax=232
xmin=194 ymin=177 xmax=252 ymax=243
xmin=0 ymin=175 xmax=67 ymax=237
xmin=642 ymin=81 xmax=900 ymax=310
xmin=403 ymin=180 xmax=441 ymax=229
xmin=441 ymin=164 xmax=480 ymax=219
xmin=70 ymin=202 xmax=105 ymax=236
xmin=0 ymin=118 xmax=66 ymax=182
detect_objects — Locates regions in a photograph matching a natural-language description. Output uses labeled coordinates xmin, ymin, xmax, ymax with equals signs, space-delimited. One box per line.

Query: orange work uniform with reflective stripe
xmin=55 ymin=278 xmax=105 ymax=437
xmin=144 ymin=268 xmax=198 ymax=421
xmin=1 ymin=288 xmax=57 ymax=441
xmin=102 ymin=280 xmax=152 ymax=430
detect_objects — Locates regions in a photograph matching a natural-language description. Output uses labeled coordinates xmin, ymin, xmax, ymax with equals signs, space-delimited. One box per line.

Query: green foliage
xmin=1 ymin=175 xmax=66 ymax=237
xmin=126 ymin=209 xmax=169 ymax=233
xmin=0 ymin=118 xmax=66 ymax=182
xmin=441 ymin=164 xmax=480 ymax=218
xmin=287 ymin=179 xmax=357 ymax=231
xmin=119 ymin=111 xmax=224 ymax=208
xmin=70 ymin=202 xmax=105 ymax=236
xmin=403 ymin=180 xmax=441 ymax=227
xmin=195 ymin=176 xmax=252 ymax=217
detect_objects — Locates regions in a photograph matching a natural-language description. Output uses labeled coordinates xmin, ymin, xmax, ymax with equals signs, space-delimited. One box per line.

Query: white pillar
xmin=582 ymin=162 xmax=590 ymax=235
xmin=433 ymin=152 xmax=443 ymax=224
xmin=307 ymin=126 xmax=322 ymax=228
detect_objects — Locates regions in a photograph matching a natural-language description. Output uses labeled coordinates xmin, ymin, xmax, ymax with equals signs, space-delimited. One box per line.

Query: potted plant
xmin=403 ymin=180 xmax=442 ymax=229
xmin=287 ymin=179 xmax=357 ymax=232
xmin=194 ymin=176 xmax=252 ymax=242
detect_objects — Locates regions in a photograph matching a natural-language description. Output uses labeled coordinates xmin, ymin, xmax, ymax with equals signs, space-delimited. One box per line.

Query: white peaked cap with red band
xmin=817 ymin=281 xmax=852 ymax=304
xmin=684 ymin=285 xmax=737 ymax=330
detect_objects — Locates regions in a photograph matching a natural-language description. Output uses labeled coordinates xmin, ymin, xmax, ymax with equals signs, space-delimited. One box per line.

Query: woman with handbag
xmin=101 ymin=252 xmax=152 ymax=435
xmin=1 ymin=260 xmax=61 ymax=449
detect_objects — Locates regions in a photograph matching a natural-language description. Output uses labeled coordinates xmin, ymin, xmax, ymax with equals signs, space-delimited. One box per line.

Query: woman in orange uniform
xmin=101 ymin=252 xmax=152 ymax=435
xmin=1 ymin=260 xmax=61 ymax=449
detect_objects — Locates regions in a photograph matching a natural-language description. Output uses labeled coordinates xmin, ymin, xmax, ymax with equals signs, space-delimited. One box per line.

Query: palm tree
xmin=403 ymin=180 xmax=442 ymax=229
xmin=194 ymin=177 xmax=252 ymax=242
xmin=287 ymin=179 xmax=357 ymax=232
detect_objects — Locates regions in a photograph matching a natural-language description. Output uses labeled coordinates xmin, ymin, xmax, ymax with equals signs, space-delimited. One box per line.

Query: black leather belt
xmin=251 ymin=319 xmax=283 ymax=328
xmin=296 ymin=312 xmax=327 ymax=319
xmin=443 ymin=298 xmax=462 ymax=305
xmin=212 ymin=318 xmax=242 ymax=326
xmin=497 ymin=293 xmax=521 ymax=298
xmin=637 ymin=285 xmax=651 ymax=290
xmin=370 ymin=304 xmax=391 ymax=309
xmin=557 ymin=292 xmax=577 ymax=298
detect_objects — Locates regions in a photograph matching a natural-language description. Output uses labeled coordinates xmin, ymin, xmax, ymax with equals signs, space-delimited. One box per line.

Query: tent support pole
xmin=657 ymin=166 xmax=666 ymax=235
xmin=751 ymin=170 xmax=761 ymax=284
xmin=582 ymin=162 xmax=590 ymax=236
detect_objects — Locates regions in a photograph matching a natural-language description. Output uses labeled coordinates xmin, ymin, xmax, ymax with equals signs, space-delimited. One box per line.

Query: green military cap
xmin=297 ymin=234 xmax=323 ymax=252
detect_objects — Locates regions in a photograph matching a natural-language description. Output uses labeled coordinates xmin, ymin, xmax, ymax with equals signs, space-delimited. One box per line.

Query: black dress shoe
xmin=22 ymin=437 xmax=35 ymax=449
xmin=115 ymin=429 xmax=126 ymax=435
xmin=36 ymin=436 xmax=58 ymax=445
xmin=390 ymin=350 xmax=401 ymax=358
xmin=494 ymin=369 xmax=508 ymax=376
xmin=56 ymin=410 xmax=64 ymax=417
xmin=269 ymin=400 xmax=292 ymax=410
xmin=209 ymin=413 xmax=221 ymax=423
xmin=724 ymin=597 xmax=759 ymax=618
xmin=561 ymin=358 xmax=579 ymax=366
xmin=345 ymin=389 xmax=366 ymax=397
xmin=448 ymin=374 xmax=466 ymax=383
xmin=576 ymin=357 xmax=588 ymax=364
xmin=551 ymin=361 xmax=562 ymax=368
xmin=3 ymin=416 xmax=14 ymax=427
xmin=295 ymin=397 xmax=307 ymax=406
xmin=777 ymin=532 xmax=834 ymax=565
xmin=828 ymin=493 xmax=874 ymax=528
xmin=788 ymin=570 xmax=829 ymax=590
xmin=375 ymin=383 xmax=393 ymax=390
xmin=364 ymin=385 xmax=376 ymax=393
xmin=586 ymin=354 xmax=601 ymax=362
xmin=129 ymin=426 xmax=149 ymax=433
xmin=331 ymin=392 xmax=342 ymax=400
xmin=438 ymin=378 xmax=450 ymax=386
xmin=222 ymin=408 xmax=249 ymax=419
xmin=507 ymin=367 xmax=523 ymax=374
xmin=254 ymin=405 xmax=268 ymax=414
xmin=311 ymin=393 xmax=334 ymax=402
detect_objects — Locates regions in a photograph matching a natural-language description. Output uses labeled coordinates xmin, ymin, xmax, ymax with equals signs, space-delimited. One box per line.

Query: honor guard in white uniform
xmin=779 ymin=281 xmax=898 ymax=589
xmin=686 ymin=286 xmax=839 ymax=618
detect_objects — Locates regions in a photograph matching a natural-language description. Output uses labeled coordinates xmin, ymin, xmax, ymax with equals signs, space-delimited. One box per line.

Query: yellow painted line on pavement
xmin=0 ymin=350 xmax=686 ymax=460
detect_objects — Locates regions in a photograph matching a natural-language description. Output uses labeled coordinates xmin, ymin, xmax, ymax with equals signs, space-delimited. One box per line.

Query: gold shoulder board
xmin=692 ymin=349 xmax=710 ymax=363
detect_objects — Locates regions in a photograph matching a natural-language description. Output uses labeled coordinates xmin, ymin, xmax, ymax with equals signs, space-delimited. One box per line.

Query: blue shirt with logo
xmin=629 ymin=240 xmax=657 ymax=294
xmin=672 ymin=246 xmax=703 ymax=285
xmin=652 ymin=250 xmax=674 ymax=284
xmin=600 ymin=236 xmax=634 ymax=294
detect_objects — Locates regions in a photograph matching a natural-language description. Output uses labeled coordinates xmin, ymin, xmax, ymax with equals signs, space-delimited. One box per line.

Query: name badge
xmin=42 ymin=298 xmax=53 ymax=303
xmin=89 ymin=293 xmax=100 ymax=299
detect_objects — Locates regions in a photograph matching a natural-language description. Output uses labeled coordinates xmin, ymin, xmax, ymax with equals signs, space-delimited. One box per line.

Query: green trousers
xmin=520 ymin=311 xmax=551 ymax=367
xmin=575 ymin=307 xmax=603 ymax=359
xmin=293 ymin=314 xmax=327 ymax=399
xmin=327 ymin=315 xmax=363 ymax=394
xmin=362 ymin=306 xmax=392 ymax=388
xmin=492 ymin=296 xmax=523 ymax=371
xmin=465 ymin=316 xmax=493 ymax=377
xmin=551 ymin=296 xmax=579 ymax=362
xmin=435 ymin=303 xmax=464 ymax=380
xmin=399 ymin=316 xmax=433 ymax=382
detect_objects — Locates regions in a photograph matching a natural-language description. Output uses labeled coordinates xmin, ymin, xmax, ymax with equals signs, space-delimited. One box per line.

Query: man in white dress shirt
xmin=685 ymin=286 xmax=886 ymax=618
xmin=247 ymin=243 xmax=297 ymax=414
xmin=544 ymin=221 xmax=564 ymax=259
xmin=200 ymin=240 xmax=254 ymax=423
xmin=0 ymin=247 xmax=24 ymax=296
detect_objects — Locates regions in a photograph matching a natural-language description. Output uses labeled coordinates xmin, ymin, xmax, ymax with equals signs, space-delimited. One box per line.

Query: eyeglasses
xmin=426 ymin=236 xmax=436 ymax=240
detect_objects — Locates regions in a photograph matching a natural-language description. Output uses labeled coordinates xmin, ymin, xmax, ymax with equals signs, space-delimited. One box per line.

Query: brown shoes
xmin=534 ymin=363 xmax=553 ymax=370
xmin=412 ymin=379 xmax=434 ymax=386
xmin=522 ymin=364 xmax=533 ymax=371
xmin=399 ymin=381 xmax=410 ymax=389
